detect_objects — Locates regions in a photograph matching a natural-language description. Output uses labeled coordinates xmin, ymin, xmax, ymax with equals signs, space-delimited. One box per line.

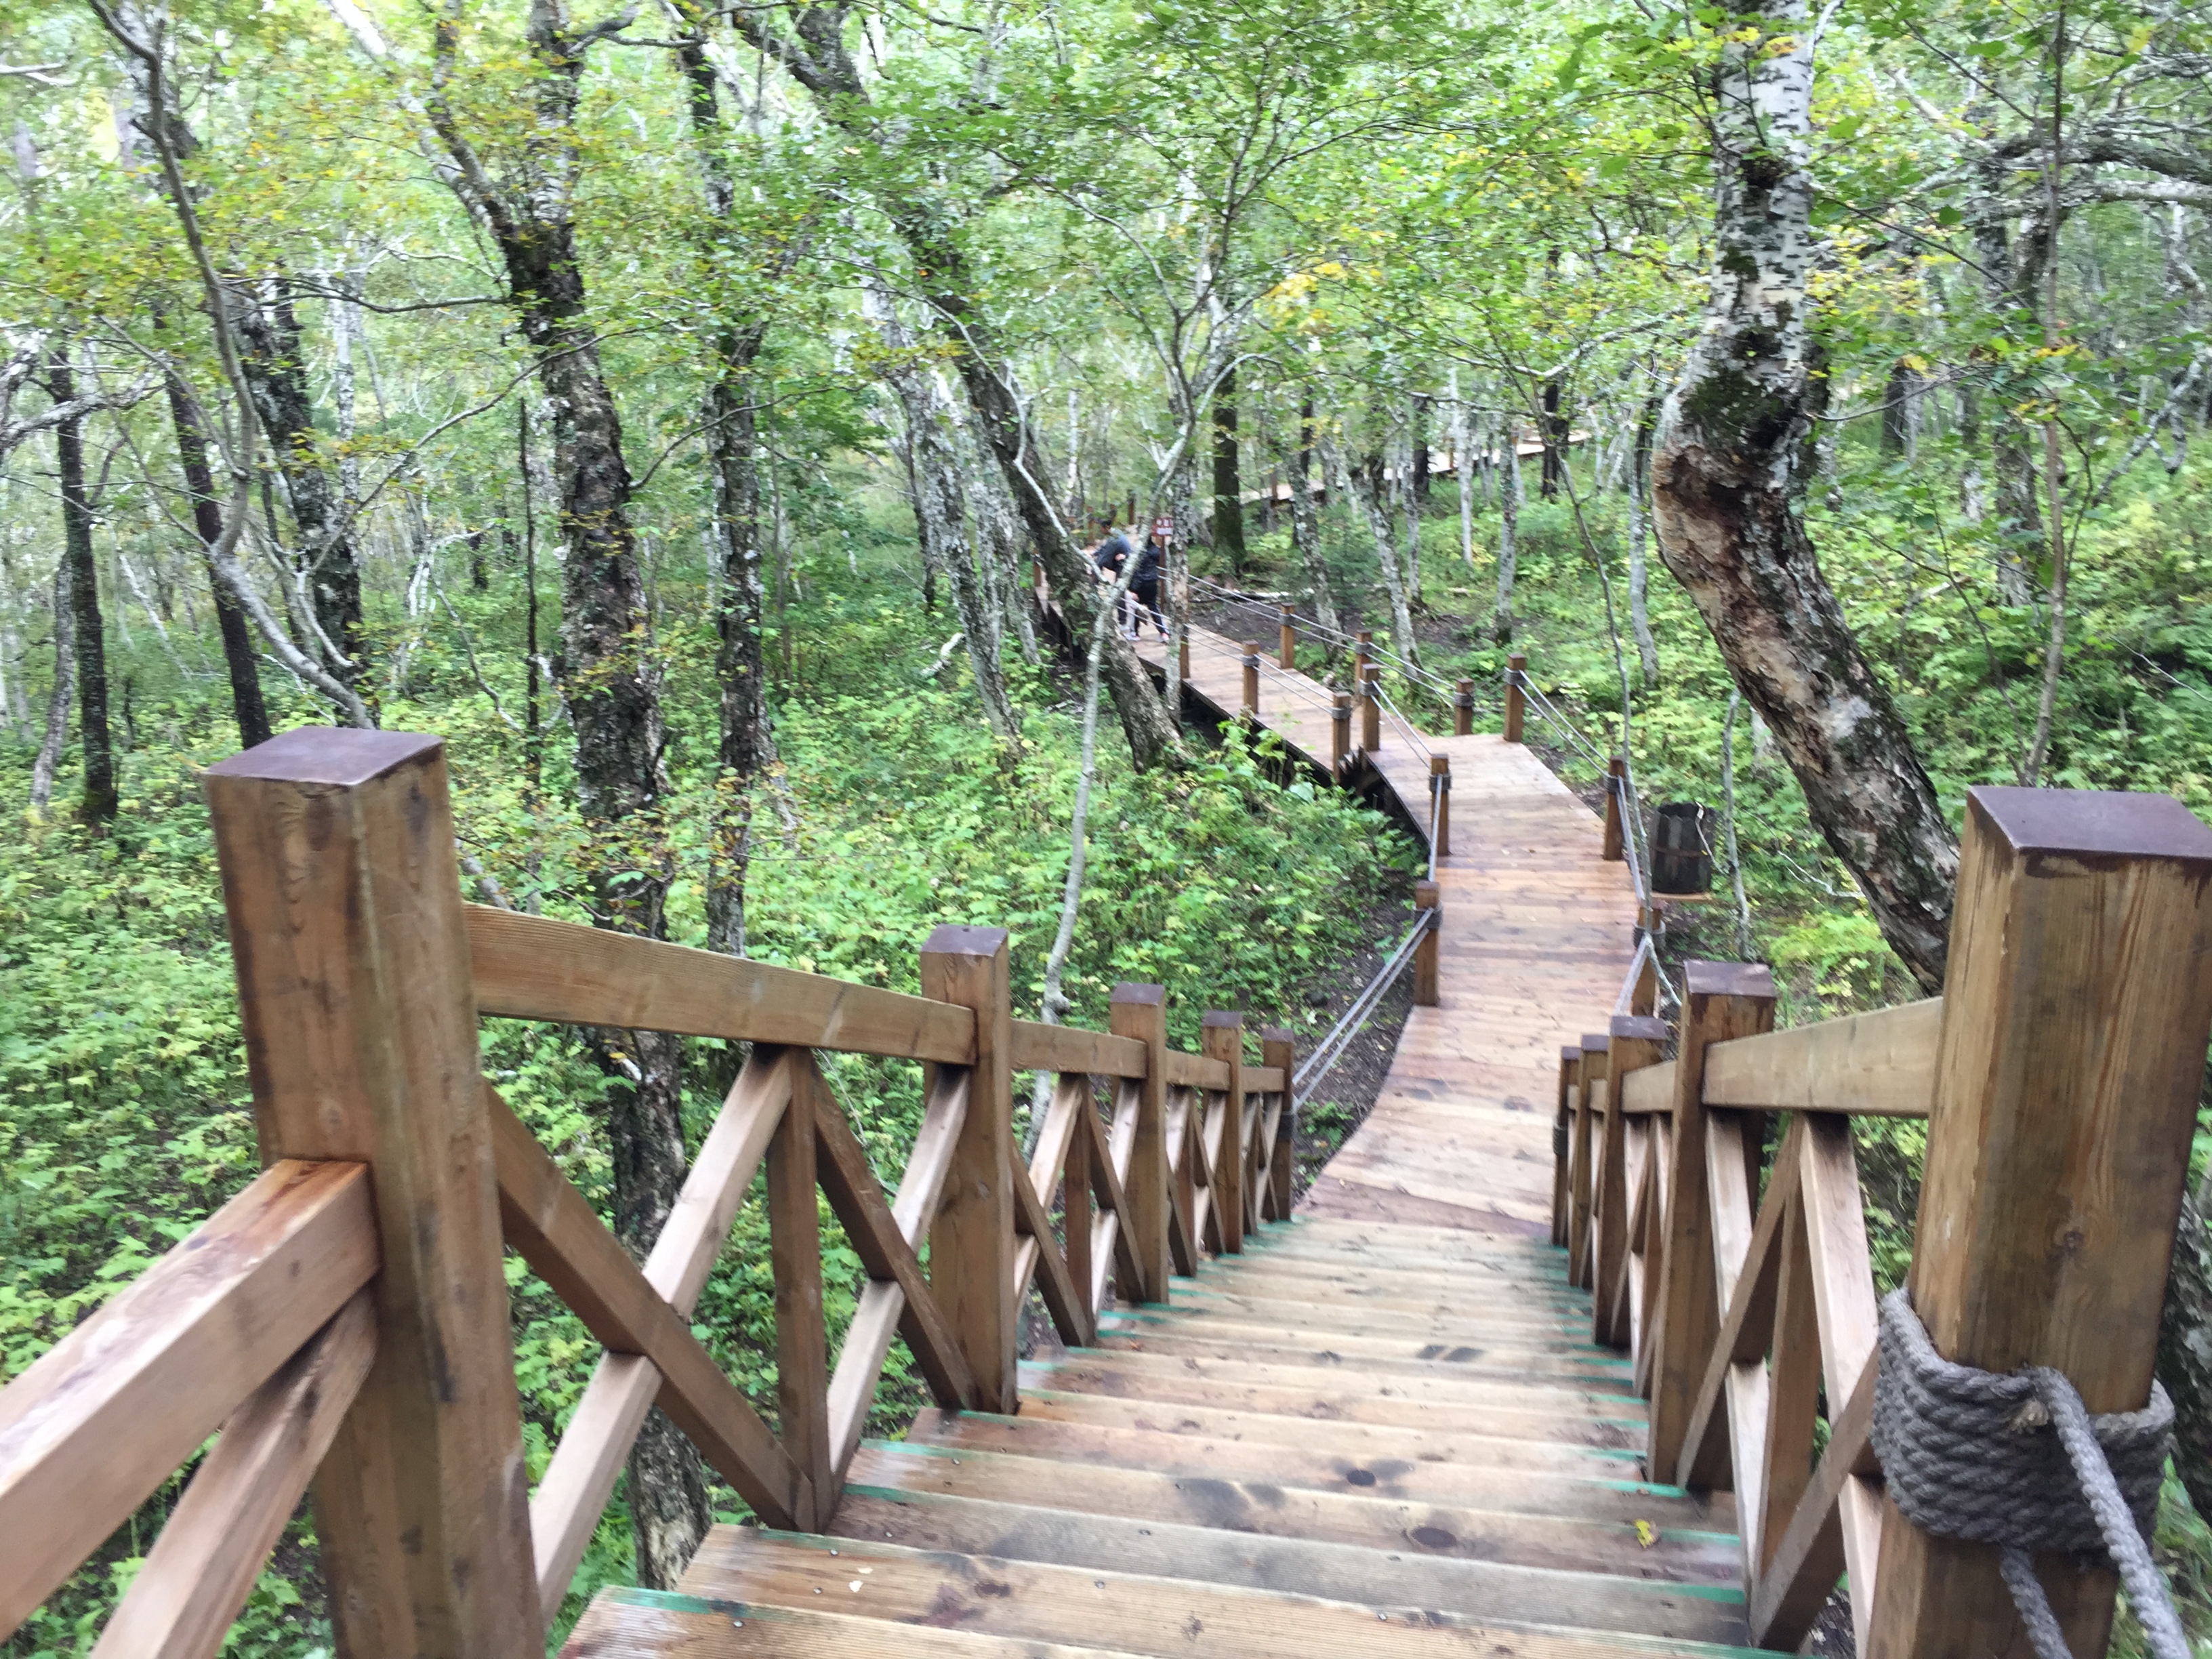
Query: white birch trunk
xmin=1494 ymin=428 xmax=1521 ymax=642
xmin=1322 ymin=432 xmax=1418 ymax=668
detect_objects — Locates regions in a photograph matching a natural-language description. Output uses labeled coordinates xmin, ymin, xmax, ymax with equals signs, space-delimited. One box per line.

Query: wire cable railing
xmin=1290 ymin=907 xmax=1437 ymax=1109
xmin=1186 ymin=575 xmax=1469 ymax=707
xmin=1510 ymin=666 xmax=1656 ymax=909
xmin=1368 ymin=678 xmax=1433 ymax=764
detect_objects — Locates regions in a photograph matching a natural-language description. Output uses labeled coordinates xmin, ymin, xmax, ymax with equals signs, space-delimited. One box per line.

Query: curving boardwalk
xmin=1136 ymin=625 xmax=1640 ymax=1237
xmin=568 ymin=621 xmax=1752 ymax=1658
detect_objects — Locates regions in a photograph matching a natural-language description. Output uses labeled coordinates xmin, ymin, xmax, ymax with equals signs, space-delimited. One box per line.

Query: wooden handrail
xmin=468 ymin=904 xmax=976 ymax=1064
xmin=4 ymin=726 xmax=1309 ymax=1652
xmin=0 ymin=1160 xmax=378 ymax=1637
xmin=1551 ymin=784 xmax=2212 ymax=1656
xmin=1614 ymin=999 xmax=1939 ymax=1119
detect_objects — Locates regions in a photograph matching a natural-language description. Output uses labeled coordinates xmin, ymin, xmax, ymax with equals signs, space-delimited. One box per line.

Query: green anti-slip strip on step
xmin=1015 ymin=1356 xmax=1652 ymax=1412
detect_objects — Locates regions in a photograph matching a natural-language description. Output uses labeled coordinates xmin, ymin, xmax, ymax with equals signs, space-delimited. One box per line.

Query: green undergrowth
xmin=0 ymin=577 xmax=1416 ymax=1655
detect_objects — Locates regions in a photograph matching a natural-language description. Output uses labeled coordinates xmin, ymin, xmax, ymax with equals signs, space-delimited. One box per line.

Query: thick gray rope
xmin=1872 ymin=1288 xmax=2186 ymax=1659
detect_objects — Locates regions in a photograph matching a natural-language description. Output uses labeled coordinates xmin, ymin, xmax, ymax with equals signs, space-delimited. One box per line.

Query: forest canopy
xmin=3 ymin=0 xmax=2212 ymax=1644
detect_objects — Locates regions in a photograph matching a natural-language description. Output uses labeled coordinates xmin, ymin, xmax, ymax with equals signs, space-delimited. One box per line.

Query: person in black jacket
xmin=1128 ymin=530 xmax=1166 ymax=640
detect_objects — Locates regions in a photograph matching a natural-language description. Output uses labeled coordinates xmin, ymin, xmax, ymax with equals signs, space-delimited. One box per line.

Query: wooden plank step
xmin=846 ymin=1442 xmax=1738 ymax=1584
xmin=1176 ymin=1269 xmax=1590 ymax=1317
xmin=680 ymin=1528 xmax=1768 ymax=1659
xmin=893 ymin=1412 xmax=1733 ymax=1528
xmin=1024 ymin=1350 xmax=1643 ymax=1419
xmin=1197 ymin=1248 xmax=1578 ymax=1292
xmin=825 ymin=1488 xmax=1751 ymax=1645
xmin=560 ymin=1585 xmax=1149 ymax=1656
xmin=1006 ymin=1390 xmax=1655 ymax=1473
xmin=1089 ymin=1325 xmax=1635 ymax=1383
xmin=1120 ymin=1294 xmax=1603 ymax=1345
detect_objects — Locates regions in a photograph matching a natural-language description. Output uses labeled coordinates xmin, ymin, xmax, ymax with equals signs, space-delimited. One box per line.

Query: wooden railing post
xmin=1601 ymin=755 xmax=1626 ymax=861
xmin=1413 ymin=882 xmax=1441 ymax=1007
xmin=920 ymin=926 xmax=1017 ymax=1412
xmin=1202 ymin=1012 xmax=1246 ymax=1252
xmin=1278 ymin=607 xmax=1296 ymax=671
xmin=1865 ymin=788 xmax=2212 ymax=1659
xmin=1568 ymin=1033 xmax=1608 ymax=1289
xmin=1331 ymin=692 xmax=1351 ymax=774
xmin=1504 ymin=653 xmax=1526 ymax=743
xmin=1359 ymin=664 xmax=1380 ymax=753
xmin=766 ymin=1069 xmax=830 ymax=1526
xmin=1355 ymin=629 xmax=1372 ymax=681
xmin=1179 ymin=634 xmax=1190 ymax=681
xmin=1241 ymin=644 xmax=1260 ymax=719
xmin=1551 ymin=1044 xmax=1580 ymax=1249
xmin=202 ymin=728 xmax=540 ymax=1658
xmin=1454 ymin=678 xmax=1475 ymax=737
xmin=1594 ymin=1015 xmax=1665 ymax=1348
xmin=1261 ymin=1026 xmax=1296 ymax=1222
xmin=1647 ymin=962 xmax=1776 ymax=1483
xmin=1429 ymin=756 xmax=1451 ymax=857
xmin=1109 ymin=983 xmax=1170 ymax=1303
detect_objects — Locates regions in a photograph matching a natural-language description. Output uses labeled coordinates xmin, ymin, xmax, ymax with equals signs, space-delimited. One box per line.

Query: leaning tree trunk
xmin=1650 ymin=0 xmax=1957 ymax=992
xmin=727 ymin=7 xmax=1179 ymax=769
xmin=1289 ymin=398 xmax=1339 ymax=634
xmin=162 ymin=369 xmax=270 ymax=749
xmin=233 ymin=276 xmax=367 ymax=686
xmin=430 ymin=3 xmax=706 ymax=1587
xmin=50 ymin=348 xmax=116 ymax=823
xmin=1324 ymin=434 xmax=1418 ymax=668
xmin=862 ymin=280 xmax=1020 ymax=740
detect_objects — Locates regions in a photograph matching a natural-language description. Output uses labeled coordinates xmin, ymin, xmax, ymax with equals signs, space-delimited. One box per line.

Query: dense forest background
xmin=2 ymin=0 xmax=2211 ymax=1647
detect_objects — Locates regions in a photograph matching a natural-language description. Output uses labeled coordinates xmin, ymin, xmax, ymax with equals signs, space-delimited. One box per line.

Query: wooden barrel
xmin=1651 ymin=802 xmax=1717 ymax=894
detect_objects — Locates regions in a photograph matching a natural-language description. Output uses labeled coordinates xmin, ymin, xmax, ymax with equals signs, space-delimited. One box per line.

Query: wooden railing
xmin=0 ymin=727 xmax=1298 ymax=1658
xmin=1555 ymin=784 xmax=2212 ymax=1656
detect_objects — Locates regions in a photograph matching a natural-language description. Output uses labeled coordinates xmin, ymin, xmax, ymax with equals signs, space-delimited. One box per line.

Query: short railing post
xmin=1647 ymin=962 xmax=1776 ymax=1482
xmin=203 ymin=729 xmax=541 ymax=1657
xmin=1202 ymin=1012 xmax=1246 ymax=1251
xmin=1278 ymin=607 xmax=1296 ymax=671
xmin=1330 ymin=692 xmax=1351 ymax=774
xmin=1594 ymin=1015 xmax=1665 ymax=1348
xmin=1602 ymin=755 xmax=1626 ymax=861
xmin=1504 ymin=653 xmax=1526 ymax=743
xmin=1261 ymin=1026 xmax=1296 ymax=1222
xmin=1454 ymin=677 xmax=1475 ymax=737
xmin=1429 ymin=755 xmax=1451 ymax=857
xmin=1110 ymin=983 xmax=1171 ymax=1303
xmin=1412 ymin=881 xmax=1440 ymax=1007
xmin=1864 ymin=788 xmax=2212 ymax=1658
xmin=1568 ymin=1032 xmax=1609 ymax=1289
xmin=1551 ymin=1044 xmax=1581 ymax=1249
xmin=920 ymin=925 xmax=1017 ymax=1412
xmin=1179 ymin=634 xmax=1190 ymax=681
xmin=1359 ymin=664 xmax=1380 ymax=753
xmin=1241 ymin=644 xmax=1260 ymax=719
xmin=1355 ymin=629 xmax=1372 ymax=681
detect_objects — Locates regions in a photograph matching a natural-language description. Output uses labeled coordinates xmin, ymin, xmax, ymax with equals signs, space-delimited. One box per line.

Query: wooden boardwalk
xmin=1137 ymin=626 xmax=1639 ymax=1237
xmin=562 ymin=625 xmax=1759 ymax=1657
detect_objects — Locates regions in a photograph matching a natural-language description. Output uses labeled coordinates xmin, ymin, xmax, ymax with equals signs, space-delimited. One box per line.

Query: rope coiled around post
xmin=1871 ymin=1288 xmax=2186 ymax=1659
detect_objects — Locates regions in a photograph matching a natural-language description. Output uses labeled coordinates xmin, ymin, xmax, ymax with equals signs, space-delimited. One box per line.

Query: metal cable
xmin=1290 ymin=908 xmax=1436 ymax=1109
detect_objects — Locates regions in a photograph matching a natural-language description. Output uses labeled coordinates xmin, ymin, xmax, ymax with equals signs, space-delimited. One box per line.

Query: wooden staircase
xmin=566 ymin=1216 xmax=1758 ymax=1658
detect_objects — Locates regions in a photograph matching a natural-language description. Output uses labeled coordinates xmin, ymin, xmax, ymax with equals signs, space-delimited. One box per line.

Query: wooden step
xmin=1185 ymin=1258 xmax=1589 ymax=1307
xmin=678 ymin=1528 xmax=1767 ymax=1659
xmin=1089 ymin=1326 xmax=1635 ymax=1384
xmin=1008 ymin=1389 xmax=1656 ymax=1473
xmin=560 ymin=1585 xmax=1149 ymax=1656
xmin=1021 ymin=1351 xmax=1646 ymax=1425
xmin=899 ymin=1410 xmax=1733 ymax=1528
xmin=825 ymin=1487 xmax=1752 ymax=1645
xmin=847 ymin=1441 xmax=1738 ymax=1581
xmin=1160 ymin=1286 xmax=1597 ymax=1339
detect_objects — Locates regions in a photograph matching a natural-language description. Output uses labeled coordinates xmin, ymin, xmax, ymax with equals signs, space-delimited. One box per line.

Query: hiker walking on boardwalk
xmin=1128 ymin=526 xmax=1166 ymax=640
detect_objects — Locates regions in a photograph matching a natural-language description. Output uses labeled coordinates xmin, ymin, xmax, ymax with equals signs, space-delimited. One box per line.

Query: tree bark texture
xmin=431 ymin=0 xmax=704 ymax=1584
xmin=1289 ymin=397 xmax=1339 ymax=634
xmin=49 ymin=350 xmax=116 ymax=823
xmin=232 ymin=277 xmax=365 ymax=682
xmin=1628 ymin=401 xmax=1659 ymax=687
xmin=1494 ymin=426 xmax=1520 ymax=642
xmin=1651 ymin=0 xmax=1958 ymax=991
xmin=2159 ymin=1191 xmax=2212 ymax=1530
xmin=163 ymin=369 xmax=270 ymax=749
xmin=1540 ymin=375 xmax=1568 ymax=499
xmin=29 ymin=553 xmax=71 ymax=814
xmin=862 ymin=279 xmax=1019 ymax=739
xmin=1211 ymin=367 xmax=1244 ymax=570
xmin=1324 ymin=432 xmax=1418 ymax=667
